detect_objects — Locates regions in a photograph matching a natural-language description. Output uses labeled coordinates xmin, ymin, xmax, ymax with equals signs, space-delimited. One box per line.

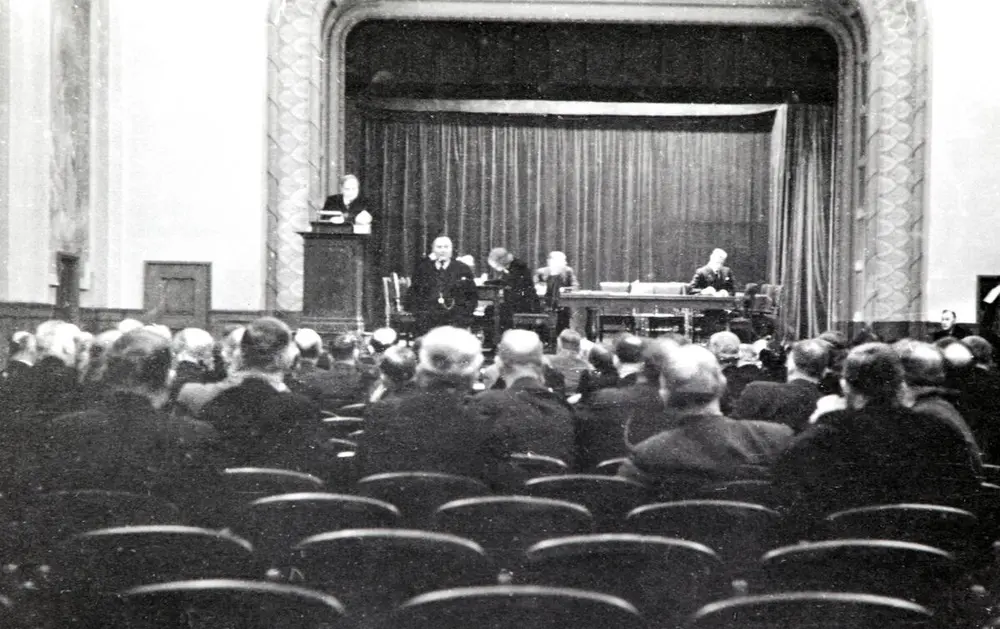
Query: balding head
xmin=432 ymin=236 xmax=454 ymax=262
xmin=103 ymin=329 xmax=173 ymax=399
xmin=294 ymin=328 xmax=323 ymax=361
xmin=172 ymin=328 xmax=215 ymax=366
xmin=657 ymin=344 xmax=727 ymax=412
xmin=497 ymin=329 xmax=545 ymax=384
xmin=487 ymin=248 xmax=513 ymax=272
xmin=35 ymin=320 xmax=84 ymax=368
xmin=961 ymin=335 xmax=994 ymax=367
xmin=788 ymin=339 xmax=830 ymax=381
xmin=417 ymin=326 xmax=483 ymax=389
xmin=557 ymin=329 xmax=582 ymax=353
xmin=708 ymin=331 xmax=741 ymax=365
xmin=892 ymin=339 xmax=946 ymax=386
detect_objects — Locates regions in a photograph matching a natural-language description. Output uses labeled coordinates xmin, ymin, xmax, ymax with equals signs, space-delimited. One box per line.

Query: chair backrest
xmin=652 ymin=282 xmax=688 ymax=295
xmin=358 ymin=472 xmax=491 ymax=526
xmin=433 ymin=496 xmax=593 ymax=571
xmin=112 ymin=579 xmax=346 ymax=629
xmin=508 ymin=453 xmax=570 ymax=477
xmin=320 ymin=416 xmax=365 ymax=439
xmin=221 ymin=467 xmax=324 ymax=495
xmin=392 ymin=585 xmax=643 ymax=629
xmin=688 ymin=592 xmax=932 ymax=629
xmin=239 ymin=492 xmax=400 ymax=558
xmin=294 ymin=529 xmax=495 ymax=616
xmin=393 ymin=273 xmax=411 ymax=312
xmin=625 ymin=500 xmax=780 ymax=566
xmin=524 ymin=534 xmax=721 ymax=622
xmin=592 ymin=458 xmax=627 ymax=475
xmin=523 ymin=475 xmax=648 ymax=531
xmin=382 ymin=276 xmax=394 ymax=326
xmin=823 ymin=503 xmax=981 ymax=559
xmin=598 ymin=282 xmax=630 ymax=293
xmin=51 ymin=525 xmax=256 ymax=610
xmin=628 ymin=282 xmax=654 ymax=295
xmin=0 ymin=490 xmax=184 ymax=564
xmin=759 ymin=539 xmax=960 ymax=608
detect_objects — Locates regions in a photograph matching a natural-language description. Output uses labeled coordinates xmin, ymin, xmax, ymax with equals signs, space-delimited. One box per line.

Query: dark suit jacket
xmin=932 ymin=324 xmax=972 ymax=341
xmin=0 ymin=360 xmax=33 ymax=421
xmin=774 ymin=405 xmax=981 ymax=522
xmin=472 ymin=378 xmax=577 ymax=471
xmin=491 ymin=258 xmax=539 ymax=314
xmin=319 ymin=194 xmax=371 ymax=223
xmin=619 ymin=413 xmax=793 ymax=488
xmin=290 ymin=361 xmax=378 ymax=410
xmin=11 ymin=356 xmax=85 ymax=420
xmin=2 ymin=392 xmax=220 ymax=506
xmin=688 ymin=265 xmax=735 ymax=294
xmin=575 ymin=381 xmax=667 ymax=470
xmin=198 ymin=377 xmax=322 ymax=471
xmin=357 ymin=385 xmax=510 ymax=486
xmin=533 ymin=266 xmax=578 ymax=310
xmin=405 ymin=258 xmax=479 ymax=333
xmin=733 ymin=378 xmax=823 ymax=433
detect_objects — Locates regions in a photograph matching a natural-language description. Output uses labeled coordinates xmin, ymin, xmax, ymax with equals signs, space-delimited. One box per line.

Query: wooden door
xmin=143 ymin=262 xmax=211 ymax=330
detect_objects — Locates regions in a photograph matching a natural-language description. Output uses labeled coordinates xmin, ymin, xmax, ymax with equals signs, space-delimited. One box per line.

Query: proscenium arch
xmin=267 ymin=0 xmax=926 ymax=336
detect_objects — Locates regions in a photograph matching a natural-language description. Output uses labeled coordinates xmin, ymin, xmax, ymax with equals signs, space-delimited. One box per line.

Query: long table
xmin=560 ymin=291 xmax=742 ymax=341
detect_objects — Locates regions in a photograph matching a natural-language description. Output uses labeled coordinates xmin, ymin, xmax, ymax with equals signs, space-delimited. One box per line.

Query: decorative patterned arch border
xmin=266 ymin=0 xmax=927 ymax=327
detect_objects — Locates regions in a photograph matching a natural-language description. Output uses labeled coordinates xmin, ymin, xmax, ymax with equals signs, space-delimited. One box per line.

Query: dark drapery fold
xmin=768 ymin=105 xmax=835 ymax=340
xmin=362 ymin=111 xmax=773 ymax=290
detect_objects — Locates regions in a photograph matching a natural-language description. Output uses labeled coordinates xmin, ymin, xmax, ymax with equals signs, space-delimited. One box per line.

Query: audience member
xmin=546 ymin=329 xmax=592 ymax=394
xmin=198 ymin=317 xmax=321 ymax=470
xmin=962 ymin=335 xmax=995 ymax=369
xmin=734 ymin=339 xmax=828 ymax=433
xmin=78 ymin=329 xmax=122 ymax=401
xmin=943 ymin=339 xmax=1000 ymax=461
xmin=169 ymin=328 xmax=215 ymax=402
xmin=892 ymin=339 xmax=981 ymax=464
xmin=368 ymin=327 xmax=399 ymax=355
xmin=817 ymin=330 xmax=848 ymax=395
xmin=368 ymin=344 xmax=417 ymax=403
xmin=357 ymin=326 xmax=510 ymax=485
xmin=774 ymin=343 xmax=981 ymax=524
xmin=0 ymin=331 xmax=36 ymax=421
xmin=575 ymin=340 xmax=672 ymax=470
xmin=707 ymin=331 xmax=743 ymax=413
xmin=21 ymin=320 xmax=86 ymax=418
xmin=117 ymin=318 xmax=144 ymax=333
xmin=576 ymin=343 xmax=620 ymax=400
xmin=614 ymin=334 xmax=646 ymax=387
xmin=471 ymin=330 xmax=577 ymax=469
xmin=618 ymin=343 xmax=792 ymax=491
xmin=313 ymin=333 xmax=378 ymax=409
xmin=4 ymin=329 xmax=219 ymax=506
xmin=175 ymin=326 xmax=247 ymax=416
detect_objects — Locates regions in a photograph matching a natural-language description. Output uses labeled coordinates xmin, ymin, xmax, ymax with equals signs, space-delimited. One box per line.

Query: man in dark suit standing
xmin=733 ymin=338 xmax=828 ymax=433
xmin=484 ymin=247 xmax=538 ymax=344
xmin=405 ymin=236 xmax=479 ymax=336
xmin=319 ymin=174 xmax=372 ymax=225
xmin=688 ymin=248 xmax=736 ymax=295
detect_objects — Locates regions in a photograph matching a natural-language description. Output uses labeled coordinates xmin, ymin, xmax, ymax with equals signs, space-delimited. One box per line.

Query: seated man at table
xmin=534 ymin=251 xmax=580 ymax=334
xmin=688 ymin=248 xmax=736 ymax=336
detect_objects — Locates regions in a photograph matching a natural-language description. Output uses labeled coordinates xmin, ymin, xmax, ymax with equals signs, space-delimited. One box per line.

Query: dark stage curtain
xmin=361 ymin=111 xmax=773 ymax=289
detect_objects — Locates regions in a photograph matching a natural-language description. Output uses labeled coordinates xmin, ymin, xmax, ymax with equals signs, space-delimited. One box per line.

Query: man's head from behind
xmin=329 ymin=334 xmax=359 ymax=362
xmin=171 ymin=328 xmax=215 ymax=368
xmin=656 ymin=343 xmax=726 ymax=413
xmin=614 ymin=334 xmax=645 ymax=366
xmin=496 ymin=329 xmax=546 ymax=384
xmin=841 ymin=342 xmax=905 ymax=408
xmin=432 ymin=236 xmax=454 ymax=262
xmin=238 ymin=317 xmax=295 ymax=373
xmin=787 ymin=339 xmax=830 ymax=382
xmin=294 ymin=328 xmax=324 ymax=363
xmin=708 ymin=331 xmax=741 ymax=366
xmin=961 ymin=335 xmax=994 ymax=368
xmin=487 ymin=248 xmax=513 ymax=272
xmin=35 ymin=320 xmax=84 ymax=368
xmin=102 ymin=329 xmax=174 ymax=403
xmin=892 ymin=339 xmax=946 ymax=387
xmin=416 ymin=326 xmax=483 ymax=389
xmin=557 ymin=329 xmax=582 ymax=355
xmin=379 ymin=344 xmax=418 ymax=388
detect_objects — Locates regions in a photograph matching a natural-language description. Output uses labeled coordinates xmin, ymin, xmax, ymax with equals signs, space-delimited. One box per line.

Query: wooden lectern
xmin=299 ymin=222 xmax=369 ymax=334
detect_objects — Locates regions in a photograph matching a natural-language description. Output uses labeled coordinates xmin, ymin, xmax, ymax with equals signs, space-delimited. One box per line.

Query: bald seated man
xmin=405 ymin=236 xmax=479 ymax=335
xmin=618 ymin=342 xmax=792 ymax=490
xmin=471 ymin=330 xmax=577 ymax=471
xmin=169 ymin=328 xmax=216 ymax=402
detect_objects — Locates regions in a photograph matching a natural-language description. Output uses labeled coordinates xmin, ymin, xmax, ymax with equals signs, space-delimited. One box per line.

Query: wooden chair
xmin=524 ymin=534 xmax=722 ymax=623
xmin=758 ymin=540 xmax=962 ymax=610
xmin=357 ymin=472 xmax=491 ymax=527
xmin=392 ymin=585 xmax=643 ymax=629
xmin=626 ymin=500 xmax=781 ymax=569
xmin=596 ymin=282 xmax=635 ymax=340
xmin=388 ymin=272 xmax=417 ymax=341
xmin=523 ymin=475 xmax=648 ymax=531
xmin=433 ymin=496 xmax=593 ymax=571
xmin=632 ymin=281 xmax=688 ymax=337
xmin=294 ymin=529 xmax=495 ymax=619
xmin=688 ymin=592 xmax=932 ymax=629
xmin=111 ymin=579 xmax=346 ymax=629
xmin=508 ymin=453 xmax=570 ymax=478
xmin=238 ymin=493 xmax=400 ymax=559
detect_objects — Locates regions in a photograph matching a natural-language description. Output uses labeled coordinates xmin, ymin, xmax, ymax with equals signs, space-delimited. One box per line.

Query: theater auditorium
xmin=0 ymin=1 xmax=999 ymax=627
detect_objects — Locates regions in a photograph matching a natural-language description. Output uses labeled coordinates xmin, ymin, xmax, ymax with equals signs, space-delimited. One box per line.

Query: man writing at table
xmin=688 ymin=248 xmax=736 ymax=336
xmin=689 ymin=248 xmax=736 ymax=296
